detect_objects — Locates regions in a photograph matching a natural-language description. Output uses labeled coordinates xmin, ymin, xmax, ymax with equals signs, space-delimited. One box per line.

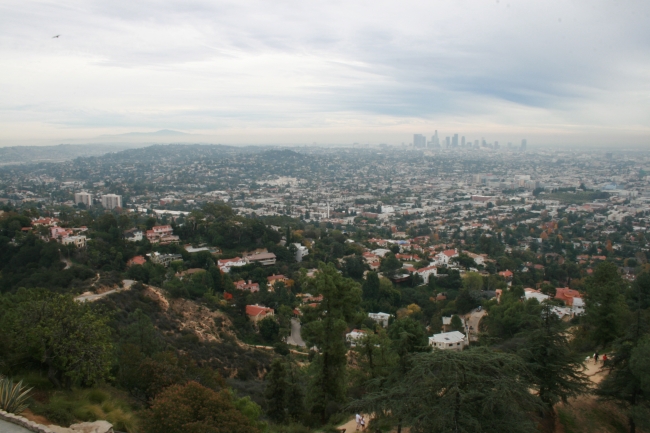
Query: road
xmin=286 ymin=318 xmax=306 ymax=347
xmin=75 ymin=279 xmax=135 ymax=303
xmin=464 ymin=308 xmax=486 ymax=342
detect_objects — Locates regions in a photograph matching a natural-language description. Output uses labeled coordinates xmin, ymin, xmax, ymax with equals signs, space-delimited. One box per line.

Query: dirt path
xmin=582 ymin=355 xmax=608 ymax=384
xmin=338 ymin=417 xmax=361 ymax=432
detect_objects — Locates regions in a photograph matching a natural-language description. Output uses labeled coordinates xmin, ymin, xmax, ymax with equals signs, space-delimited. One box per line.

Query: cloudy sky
xmin=1 ymin=0 xmax=649 ymax=147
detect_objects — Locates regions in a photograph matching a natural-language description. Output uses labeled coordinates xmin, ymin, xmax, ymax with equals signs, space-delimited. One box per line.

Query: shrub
xmin=142 ymin=381 xmax=262 ymax=433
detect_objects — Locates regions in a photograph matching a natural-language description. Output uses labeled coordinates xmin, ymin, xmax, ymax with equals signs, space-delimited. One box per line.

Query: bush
xmin=142 ymin=381 xmax=262 ymax=433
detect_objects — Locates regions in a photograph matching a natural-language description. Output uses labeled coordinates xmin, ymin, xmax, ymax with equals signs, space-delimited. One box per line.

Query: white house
xmin=61 ymin=235 xmax=87 ymax=248
xmin=123 ymin=229 xmax=143 ymax=242
xmin=524 ymin=288 xmax=550 ymax=303
xmin=346 ymin=329 xmax=368 ymax=347
xmin=465 ymin=252 xmax=485 ymax=266
xmin=294 ymin=243 xmax=309 ymax=262
xmin=571 ymin=297 xmax=585 ymax=315
xmin=434 ymin=249 xmax=458 ymax=266
xmin=218 ymin=257 xmax=246 ymax=272
xmin=368 ymin=312 xmax=391 ymax=327
xmin=428 ymin=331 xmax=468 ymax=351
xmin=416 ymin=265 xmax=438 ymax=284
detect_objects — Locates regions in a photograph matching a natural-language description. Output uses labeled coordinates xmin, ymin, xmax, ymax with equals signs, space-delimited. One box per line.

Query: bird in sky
xmin=52 ymin=35 xmax=60 ymax=38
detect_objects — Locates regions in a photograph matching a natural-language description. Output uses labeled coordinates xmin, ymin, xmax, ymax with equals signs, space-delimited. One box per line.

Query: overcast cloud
xmin=1 ymin=0 xmax=649 ymax=146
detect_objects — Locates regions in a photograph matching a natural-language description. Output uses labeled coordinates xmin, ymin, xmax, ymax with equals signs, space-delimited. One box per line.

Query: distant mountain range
xmin=0 ymin=143 xmax=149 ymax=166
xmin=0 ymin=131 xmax=196 ymax=165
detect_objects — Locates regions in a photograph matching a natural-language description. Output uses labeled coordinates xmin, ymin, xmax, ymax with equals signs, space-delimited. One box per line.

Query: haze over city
xmin=1 ymin=0 xmax=649 ymax=147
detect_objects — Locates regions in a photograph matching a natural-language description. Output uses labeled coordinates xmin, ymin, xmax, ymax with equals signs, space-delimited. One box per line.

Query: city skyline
xmin=1 ymin=0 xmax=649 ymax=147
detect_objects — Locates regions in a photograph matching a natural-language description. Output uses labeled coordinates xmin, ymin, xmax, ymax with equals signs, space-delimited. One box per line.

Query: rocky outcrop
xmin=49 ymin=421 xmax=113 ymax=433
xmin=0 ymin=410 xmax=112 ymax=433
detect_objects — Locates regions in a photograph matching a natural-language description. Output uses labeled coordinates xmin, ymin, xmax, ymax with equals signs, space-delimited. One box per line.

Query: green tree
xmin=352 ymin=348 xmax=541 ymax=433
xmin=387 ymin=317 xmax=428 ymax=368
xmin=258 ymin=316 xmax=281 ymax=343
xmin=596 ymin=272 xmax=650 ymax=433
xmin=120 ymin=308 xmax=164 ymax=356
xmin=353 ymin=328 xmax=398 ymax=387
xmin=362 ymin=271 xmax=380 ymax=301
xmin=0 ymin=289 xmax=113 ymax=388
xmin=380 ymin=253 xmax=401 ymax=276
xmin=142 ymin=381 xmax=261 ymax=433
xmin=450 ymin=314 xmax=464 ymax=332
xmin=584 ymin=262 xmax=630 ymax=347
xmin=301 ymin=263 xmax=362 ymax=422
xmin=265 ymin=359 xmax=289 ymax=423
xmin=462 ymin=271 xmax=483 ymax=291
xmin=518 ymin=304 xmax=590 ymax=419
xmin=343 ymin=256 xmax=366 ymax=280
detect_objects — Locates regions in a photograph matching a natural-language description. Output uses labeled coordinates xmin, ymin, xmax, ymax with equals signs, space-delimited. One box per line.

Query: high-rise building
xmin=474 ymin=140 xmax=479 ymax=148
xmin=461 ymin=136 xmax=466 ymax=147
xmin=521 ymin=139 xmax=527 ymax=151
xmin=445 ymin=137 xmax=451 ymax=147
xmin=101 ymin=194 xmax=122 ymax=209
xmin=431 ymin=131 xmax=440 ymax=148
xmin=74 ymin=192 xmax=92 ymax=207
xmin=413 ymin=134 xmax=426 ymax=148
xmin=494 ymin=141 xmax=499 ymax=149
xmin=452 ymin=134 xmax=459 ymax=147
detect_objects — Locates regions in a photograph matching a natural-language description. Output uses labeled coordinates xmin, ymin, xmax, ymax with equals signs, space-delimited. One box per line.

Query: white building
xmin=433 ymin=249 xmax=458 ymax=266
xmin=571 ymin=297 xmax=585 ymax=315
xmin=123 ymin=229 xmax=143 ymax=242
xmin=346 ymin=329 xmax=368 ymax=347
xmin=416 ymin=265 xmax=438 ymax=284
xmin=218 ymin=257 xmax=247 ymax=273
xmin=101 ymin=194 xmax=122 ymax=209
xmin=368 ymin=312 xmax=391 ymax=327
xmin=428 ymin=331 xmax=468 ymax=351
xmin=294 ymin=243 xmax=309 ymax=262
xmin=524 ymin=288 xmax=550 ymax=303
xmin=147 ymin=252 xmax=182 ymax=267
xmin=465 ymin=252 xmax=485 ymax=266
xmin=61 ymin=235 xmax=87 ymax=248
xmin=74 ymin=192 xmax=92 ymax=206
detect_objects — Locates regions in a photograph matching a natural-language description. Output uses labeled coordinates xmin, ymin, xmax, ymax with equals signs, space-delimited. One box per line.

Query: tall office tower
xmin=452 ymin=134 xmax=459 ymax=147
xmin=74 ymin=192 xmax=92 ymax=206
xmin=494 ymin=141 xmax=499 ymax=149
xmin=474 ymin=139 xmax=479 ymax=148
xmin=482 ymin=138 xmax=486 ymax=147
xmin=101 ymin=194 xmax=122 ymax=209
xmin=445 ymin=137 xmax=451 ymax=147
xmin=413 ymin=134 xmax=426 ymax=148
xmin=431 ymin=130 xmax=440 ymax=147
xmin=521 ymin=139 xmax=527 ymax=151
xmin=461 ymin=136 xmax=466 ymax=147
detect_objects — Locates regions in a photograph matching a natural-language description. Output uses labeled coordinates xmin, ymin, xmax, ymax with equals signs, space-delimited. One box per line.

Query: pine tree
xmin=353 ymin=348 xmax=541 ymax=433
xmin=584 ymin=262 xmax=630 ymax=347
xmin=265 ymin=359 xmax=289 ymax=423
xmin=596 ymin=272 xmax=650 ymax=433
xmin=518 ymin=304 xmax=590 ymax=418
xmin=302 ymin=263 xmax=362 ymax=423
xmin=286 ymin=363 xmax=306 ymax=422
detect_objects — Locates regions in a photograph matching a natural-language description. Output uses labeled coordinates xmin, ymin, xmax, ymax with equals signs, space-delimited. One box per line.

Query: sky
xmin=1 ymin=0 xmax=649 ymax=147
